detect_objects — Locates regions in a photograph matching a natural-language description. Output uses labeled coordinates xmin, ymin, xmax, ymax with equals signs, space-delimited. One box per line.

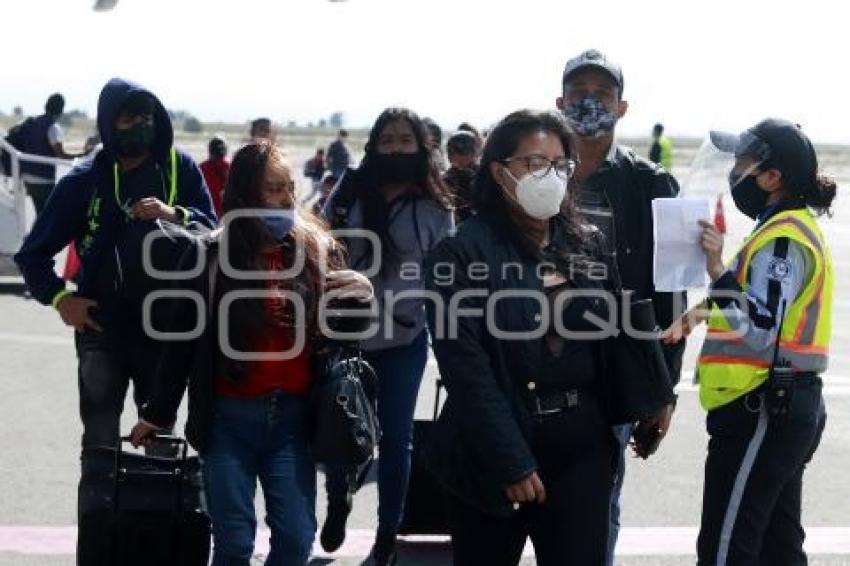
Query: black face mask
xmin=453 ymin=166 xmax=476 ymax=180
xmin=113 ymin=120 xmax=155 ymax=158
xmin=730 ymin=173 xmax=770 ymax=219
xmin=369 ymin=152 xmax=426 ymax=185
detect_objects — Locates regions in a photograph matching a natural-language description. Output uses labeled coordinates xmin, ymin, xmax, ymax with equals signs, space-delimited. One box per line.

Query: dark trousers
xmin=75 ymin=328 xmax=175 ymax=520
xmin=75 ymin=329 xmax=161 ymax=449
xmin=447 ymin=395 xmax=614 ymax=566
xmin=25 ymin=181 xmax=54 ymax=215
xmin=697 ymin=381 xmax=826 ymax=566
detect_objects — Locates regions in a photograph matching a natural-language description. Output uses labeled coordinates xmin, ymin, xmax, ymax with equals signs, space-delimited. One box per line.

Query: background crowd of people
xmin=5 ymin=46 xmax=837 ymax=566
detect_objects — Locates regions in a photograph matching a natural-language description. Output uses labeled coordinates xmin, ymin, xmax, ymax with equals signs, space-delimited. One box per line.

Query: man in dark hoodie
xmin=14 ymin=79 xmax=216 ymax=470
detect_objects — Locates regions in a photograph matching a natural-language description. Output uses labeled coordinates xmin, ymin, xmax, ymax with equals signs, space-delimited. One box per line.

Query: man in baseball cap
xmin=558 ymin=49 xmax=625 ymax=138
xmin=562 ymin=48 xmax=624 ymax=92
xmin=556 ymin=50 xmax=686 ymax=565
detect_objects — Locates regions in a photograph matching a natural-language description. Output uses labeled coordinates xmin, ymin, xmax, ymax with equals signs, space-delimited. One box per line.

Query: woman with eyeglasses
xmin=422 ymin=110 xmax=673 ymax=564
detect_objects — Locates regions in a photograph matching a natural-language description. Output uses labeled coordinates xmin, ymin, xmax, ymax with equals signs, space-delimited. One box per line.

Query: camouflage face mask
xmin=563 ymin=95 xmax=617 ymax=138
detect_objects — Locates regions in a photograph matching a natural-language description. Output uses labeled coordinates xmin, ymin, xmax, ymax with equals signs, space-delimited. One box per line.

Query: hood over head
xmin=96 ymin=77 xmax=173 ymax=160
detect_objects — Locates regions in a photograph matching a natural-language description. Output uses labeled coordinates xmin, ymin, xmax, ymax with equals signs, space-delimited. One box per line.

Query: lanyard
xmin=112 ymin=147 xmax=177 ymax=215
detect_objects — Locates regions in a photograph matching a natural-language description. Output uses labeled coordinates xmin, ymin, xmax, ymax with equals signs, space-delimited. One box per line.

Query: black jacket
xmin=423 ymin=213 xmax=675 ymax=517
xmin=140 ymin=238 xmax=371 ymax=453
xmin=578 ymin=145 xmax=686 ymax=382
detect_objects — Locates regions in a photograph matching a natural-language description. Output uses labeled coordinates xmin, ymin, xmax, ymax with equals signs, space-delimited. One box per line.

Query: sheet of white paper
xmin=652 ymin=197 xmax=712 ymax=291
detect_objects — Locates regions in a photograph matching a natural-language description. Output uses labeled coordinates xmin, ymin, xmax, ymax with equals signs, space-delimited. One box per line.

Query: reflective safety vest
xmin=697 ymin=208 xmax=833 ymax=411
xmin=658 ymin=135 xmax=673 ymax=171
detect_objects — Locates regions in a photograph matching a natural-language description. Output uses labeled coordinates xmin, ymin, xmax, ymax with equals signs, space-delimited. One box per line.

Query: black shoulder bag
xmin=309 ymin=346 xmax=380 ymax=468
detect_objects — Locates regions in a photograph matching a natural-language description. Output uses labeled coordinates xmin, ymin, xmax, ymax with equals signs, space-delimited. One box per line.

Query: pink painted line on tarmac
xmin=1 ymin=526 xmax=849 ymax=557
xmin=0 ymin=526 xmax=77 ymax=555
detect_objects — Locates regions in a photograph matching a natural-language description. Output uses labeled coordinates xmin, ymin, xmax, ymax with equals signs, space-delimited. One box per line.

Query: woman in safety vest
xmin=662 ymin=118 xmax=836 ymax=565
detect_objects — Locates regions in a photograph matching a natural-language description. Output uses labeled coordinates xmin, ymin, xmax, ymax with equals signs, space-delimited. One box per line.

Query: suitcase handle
xmin=121 ymin=434 xmax=187 ymax=446
xmin=118 ymin=469 xmax=186 ymax=480
xmin=113 ymin=435 xmax=189 ymax=513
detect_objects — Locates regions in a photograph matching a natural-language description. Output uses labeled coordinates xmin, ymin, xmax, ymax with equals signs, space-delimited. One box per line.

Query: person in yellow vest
xmin=649 ymin=123 xmax=673 ymax=171
xmin=661 ymin=118 xmax=836 ymax=565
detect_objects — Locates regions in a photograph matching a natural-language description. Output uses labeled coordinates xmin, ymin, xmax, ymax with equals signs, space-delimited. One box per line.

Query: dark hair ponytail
xmin=802 ymin=174 xmax=837 ymax=217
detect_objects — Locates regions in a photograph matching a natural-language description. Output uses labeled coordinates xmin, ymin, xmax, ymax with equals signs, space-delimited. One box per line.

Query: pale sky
xmin=3 ymin=0 xmax=850 ymax=143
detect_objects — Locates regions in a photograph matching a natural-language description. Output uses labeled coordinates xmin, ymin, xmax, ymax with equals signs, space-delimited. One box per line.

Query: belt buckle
xmin=533 ymin=396 xmax=562 ymax=419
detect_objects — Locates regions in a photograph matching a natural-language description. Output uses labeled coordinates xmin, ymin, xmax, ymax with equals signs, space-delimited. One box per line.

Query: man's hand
xmin=130 ymin=197 xmax=178 ymax=222
xmin=129 ymin=419 xmax=162 ymax=448
xmin=56 ymin=295 xmax=102 ymax=332
xmin=632 ymin=403 xmax=675 ymax=459
xmin=660 ymin=303 xmax=709 ymax=345
xmin=505 ymin=471 xmax=546 ymax=507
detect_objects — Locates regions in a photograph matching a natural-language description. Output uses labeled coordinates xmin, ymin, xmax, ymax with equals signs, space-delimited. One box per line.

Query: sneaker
xmin=320 ymin=493 xmax=352 ymax=553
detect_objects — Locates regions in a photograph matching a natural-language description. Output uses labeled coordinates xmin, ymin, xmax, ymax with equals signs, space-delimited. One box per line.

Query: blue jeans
xmin=203 ymin=392 xmax=316 ymax=566
xmin=326 ymin=330 xmax=429 ymax=532
xmin=607 ymin=423 xmax=633 ymax=565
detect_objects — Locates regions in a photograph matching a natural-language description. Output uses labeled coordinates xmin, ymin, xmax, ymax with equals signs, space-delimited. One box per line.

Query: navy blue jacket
xmin=19 ymin=114 xmax=58 ymax=180
xmin=14 ymin=78 xmax=216 ymax=309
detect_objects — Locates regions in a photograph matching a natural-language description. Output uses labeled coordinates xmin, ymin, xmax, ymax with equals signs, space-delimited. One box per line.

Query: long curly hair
xmin=219 ymin=142 xmax=345 ymax=369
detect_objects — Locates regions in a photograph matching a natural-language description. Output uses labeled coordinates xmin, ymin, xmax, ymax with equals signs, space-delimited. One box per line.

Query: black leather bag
xmin=310 ymin=347 xmax=380 ymax=467
xmin=605 ymin=297 xmax=676 ymax=423
xmin=77 ymin=436 xmax=211 ymax=566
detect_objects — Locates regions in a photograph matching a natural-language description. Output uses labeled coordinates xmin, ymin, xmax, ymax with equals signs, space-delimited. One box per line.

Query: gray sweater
xmin=324 ymin=190 xmax=454 ymax=351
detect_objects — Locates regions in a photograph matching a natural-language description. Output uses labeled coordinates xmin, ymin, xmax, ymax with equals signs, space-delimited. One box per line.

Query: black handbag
xmin=605 ymin=297 xmax=676 ymax=423
xmin=309 ymin=347 xmax=380 ymax=467
xmin=77 ymin=436 xmax=210 ymax=566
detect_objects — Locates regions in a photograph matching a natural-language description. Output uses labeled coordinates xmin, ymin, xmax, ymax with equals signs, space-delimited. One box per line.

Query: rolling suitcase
xmin=77 ymin=435 xmax=211 ymax=566
xmin=398 ymin=379 xmax=450 ymax=535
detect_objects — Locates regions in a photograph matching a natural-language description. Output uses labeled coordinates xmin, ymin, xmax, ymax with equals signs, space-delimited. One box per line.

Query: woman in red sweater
xmin=130 ymin=142 xmax=373 ymax=565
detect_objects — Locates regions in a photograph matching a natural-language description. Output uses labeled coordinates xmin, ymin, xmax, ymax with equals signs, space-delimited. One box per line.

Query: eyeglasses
xmin=502 ymin=155 xmax=577 ymax=180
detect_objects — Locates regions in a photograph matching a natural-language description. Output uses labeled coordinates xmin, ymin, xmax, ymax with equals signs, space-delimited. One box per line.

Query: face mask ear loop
xmin=499 ymin=164 xmax=526 ymax=207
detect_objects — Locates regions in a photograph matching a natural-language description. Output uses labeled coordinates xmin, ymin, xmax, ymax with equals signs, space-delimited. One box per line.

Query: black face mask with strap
xmin=730 ymin=173 xmax=770 ymax=220
xmin=114 ymin=120 xmax=155 ymax=158
xmin=367 ymin=152 xmax=427 ymax=186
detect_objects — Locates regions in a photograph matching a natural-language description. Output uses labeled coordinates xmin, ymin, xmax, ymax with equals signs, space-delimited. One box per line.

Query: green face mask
xmin=113 ymin=119 xmax=155 ymax=157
